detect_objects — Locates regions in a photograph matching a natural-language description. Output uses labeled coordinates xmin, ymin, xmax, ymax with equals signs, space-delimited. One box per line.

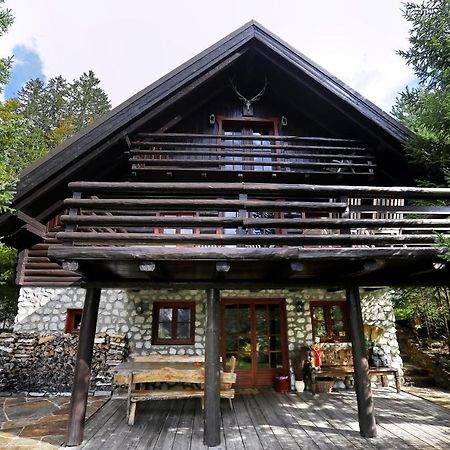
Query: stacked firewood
xmin=0 ymin=332 xmax=128 ymax=393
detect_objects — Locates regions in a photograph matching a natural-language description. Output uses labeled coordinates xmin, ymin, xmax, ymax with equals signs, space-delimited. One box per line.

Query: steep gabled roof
xmin=2 ymin=19 xmax=413 ymax=240
xmin=15 ymin=21 xmax=411 ymax=203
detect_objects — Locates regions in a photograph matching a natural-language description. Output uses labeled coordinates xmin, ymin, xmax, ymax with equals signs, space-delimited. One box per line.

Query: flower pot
xmin=295 ymin=380 xmax=305 ymax=392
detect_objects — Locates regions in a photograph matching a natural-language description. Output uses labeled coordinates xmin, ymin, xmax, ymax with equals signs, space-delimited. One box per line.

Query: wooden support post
xmin=204 ymin=288 xmax=221 ymax=447
xmin=346 ymin=285 xmax=377 ymax=438
xmin=65 ymin=288 xmax=101 ymax=446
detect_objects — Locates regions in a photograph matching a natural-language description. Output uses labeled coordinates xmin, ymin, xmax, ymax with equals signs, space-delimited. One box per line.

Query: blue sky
xmin=4 ymin=45 xmax=46 ymax=99
xmin=0 ymin=0 xmax=417 ymax=114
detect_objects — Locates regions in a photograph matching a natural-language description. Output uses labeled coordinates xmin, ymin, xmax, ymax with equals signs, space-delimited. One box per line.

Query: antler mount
xmin=230 ymin=77 xmax=269 ymax=116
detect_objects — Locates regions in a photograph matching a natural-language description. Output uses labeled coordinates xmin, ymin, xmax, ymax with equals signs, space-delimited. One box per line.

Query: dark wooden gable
xmin=3 ymin=21 xmax=449 ymax=290
xmin=3 ymin=21 xmax=415 ymax=227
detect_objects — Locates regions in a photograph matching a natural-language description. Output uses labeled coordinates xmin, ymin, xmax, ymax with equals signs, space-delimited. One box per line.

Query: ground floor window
xmin=151 ymin=302 xmax=195 ymax=345
xmin=65 ymin=309 xmax=83 ymax=334
xmin=310 ymin=301 xmax=349 ymax=342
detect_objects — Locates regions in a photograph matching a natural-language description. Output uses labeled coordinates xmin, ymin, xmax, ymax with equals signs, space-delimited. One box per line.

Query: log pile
xmin=0 ymin=332 xmax=128 ymax=393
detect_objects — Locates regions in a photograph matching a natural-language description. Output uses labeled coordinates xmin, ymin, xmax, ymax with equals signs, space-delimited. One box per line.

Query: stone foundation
xmin=12 ymin=287 xmax=403 ymax=390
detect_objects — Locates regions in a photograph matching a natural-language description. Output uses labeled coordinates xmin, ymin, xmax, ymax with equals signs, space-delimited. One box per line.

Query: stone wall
xmin=14 ymin=287 xmax=403 ymax=388
xmin=361 ymin=290 xmax=403 ymax=377
xmin=0 ymin=331 xmax=128 ymax=393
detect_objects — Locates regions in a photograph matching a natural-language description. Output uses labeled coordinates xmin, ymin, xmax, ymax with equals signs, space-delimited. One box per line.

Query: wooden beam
xmin=204 ymin=288 xmax=221 ymax=446
xmin=136 ymin=132 xmax=359 ymax=143
xmin=55 ymin=231 xmax=439 ymax=245
xmin=66 ymin=181 xmax=450 ymax=199
xmin=346 ymin=285 xmax=377 ymax=438
xmin=130 ymin=148 xmax=373 ymax=159
xmin=60 ymin=215 xmax=450 ymax=229
xmin=66 ymin=288 xmax=101 ymax=446
xmin=63 ymin=198 xmax=347 ymax=212
xmin=130 ymin=157 xmax=371 ymax=169
xmin=48 ymin=245 xmax=443 ymax=262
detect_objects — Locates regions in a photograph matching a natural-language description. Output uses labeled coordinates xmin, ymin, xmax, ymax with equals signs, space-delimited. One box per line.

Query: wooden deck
xmin=75 ymin=388 xmax=450 ymax=449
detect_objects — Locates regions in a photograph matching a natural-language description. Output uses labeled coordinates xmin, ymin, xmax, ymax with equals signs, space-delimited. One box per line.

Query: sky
xmin=0 ymin=0 xmax=417 ymax=114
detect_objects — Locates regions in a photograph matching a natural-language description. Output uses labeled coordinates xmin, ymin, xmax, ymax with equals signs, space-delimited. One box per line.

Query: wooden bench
xmin=116 ymin=355 xmax=236 ymax=425
xmin=310 ymin=345 xmax=401 ymax=394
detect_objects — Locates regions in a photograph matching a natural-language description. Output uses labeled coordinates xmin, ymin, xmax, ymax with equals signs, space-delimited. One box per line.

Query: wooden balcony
xmin=47 ymin=182 xmax=450 ymax=287
xmin=129 ymin=133 xmax=376 ymax=182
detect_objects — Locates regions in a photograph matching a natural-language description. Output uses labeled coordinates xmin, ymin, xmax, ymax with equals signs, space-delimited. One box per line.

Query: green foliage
xmin=392 ymin=287 xmax=450 ymax=339
xmin=392 ymin=0 xmax=450 ymax=183
xmin=17 ymin=71 xmax=111 ymax=149
xmin=0 ymin=2 xmax=111 ymax=328
xmin=0 ymin=99 xmax=47 ymax=212
xmin=0 ymin=0 xmax=13 ymax=93
xmin=0 ymin=243 xmax=17 ymax=329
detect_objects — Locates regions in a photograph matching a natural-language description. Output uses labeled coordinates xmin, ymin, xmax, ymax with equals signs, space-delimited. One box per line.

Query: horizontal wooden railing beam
xmin=55 ymin=231 xmax=440 ymax=245
xmin=130 ymin=149 xmax=374 ymax=160
xmin=48 ymin=245 xmax=444 ymax=261
xmin=66 ymin=182 xmax=450 ymax=199
xmin=132 ymin=167 xmax=375 ymax=176
xmin=130 ymin=141 xmax=368 ymax=152
xmin=134 ymin=132 xmax=360 ymax=143
xmin=59 ymin=215 xmax=450 ymax=229
xmin=63 ymin=198 xmax=348 ymax=212
xmin=129 ymin=158 xmax=372 ymax=169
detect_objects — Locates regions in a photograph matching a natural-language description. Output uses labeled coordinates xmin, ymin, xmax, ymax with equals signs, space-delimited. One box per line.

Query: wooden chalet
xmin=1 ymin=21 xmax=450 ymax=447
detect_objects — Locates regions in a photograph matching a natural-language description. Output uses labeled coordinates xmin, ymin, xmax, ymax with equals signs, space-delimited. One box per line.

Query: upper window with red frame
xmin=310 ymin=301 xmax=350 ymax=342
xmin=218 ymin=118 xmax=278 ymax=172
xmin=152 ymin=302 xmax=195 ymax=345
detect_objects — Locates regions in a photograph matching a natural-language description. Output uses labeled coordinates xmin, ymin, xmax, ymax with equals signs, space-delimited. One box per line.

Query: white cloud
xmin=1 ymin=0 xmax=417 ymax=112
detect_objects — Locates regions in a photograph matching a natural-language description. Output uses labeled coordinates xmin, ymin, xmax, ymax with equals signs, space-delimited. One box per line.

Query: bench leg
xmin=344 ymin=376 xmax=351 ymax=390
xmin=311 ymin=377 xmax=317 ymax=395
xmin=380 ymin=375 xmax=388 ymax=387
xmin=395 ymin=374 xmax=401 ymax=393
xmin=128 ymin=402 xmax=137 ymax=426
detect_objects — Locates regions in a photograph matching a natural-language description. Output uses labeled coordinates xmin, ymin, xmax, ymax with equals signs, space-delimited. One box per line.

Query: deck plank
xmin=172 ymin=398 xmax=195 ymax=450
xmin=135 ymin=400 xmax=175 ymax=449
xmin=242 ymin=394 xmax=284 ymax=450
xmin=252 ymin=392 xmax=301 ymax=450
xmin=221 ymin=400 xmax=245 ymax=450
xmin=76 ymin=389 xmax=450 ymax=450
xmin=190 ymin=397 xmax=208 ymax=450
xmin=282 ymin=392 xmax=341 ymax=450
xmin=230 ymin=395 xmax=263 ymax=450
xmin=153 ymin=398 xmax=185 ymax=450
xmin=373 ymin=391 xmax=450 ymax=449
xmin=266 ymin=391 xmax=321 ymax=450
xmin=334 ymin=391 xmax=411 ymax=450
xmin=302 ymin=393 xmax=376 ymax=450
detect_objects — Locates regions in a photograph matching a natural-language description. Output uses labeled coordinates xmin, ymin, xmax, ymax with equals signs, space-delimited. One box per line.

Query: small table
xmin=311 ymin=366 xmax=401 ymax=394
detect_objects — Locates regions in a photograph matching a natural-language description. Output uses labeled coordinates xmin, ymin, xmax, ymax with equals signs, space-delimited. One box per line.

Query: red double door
xmin=221 ymin=298 xmax=288 ymax=387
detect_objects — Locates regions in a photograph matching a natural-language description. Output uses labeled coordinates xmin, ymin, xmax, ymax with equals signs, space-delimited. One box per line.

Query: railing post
xmin=204 ymin=288 xmax=221 ymax=447
xmin=346 ymin=284 xmax=377 ymax=437
xmin=65 ymin=288 xmax=101 ymax=446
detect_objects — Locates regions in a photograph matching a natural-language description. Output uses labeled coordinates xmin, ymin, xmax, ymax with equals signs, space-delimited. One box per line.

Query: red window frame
xmin=65 ymin=308 xmax=83 ymax=334
xmin=151 ymin=301 xmax=195 ymax=345
xmin=310 ymin=301 xmax=350 ymax=342
xmin=217 ymin=116 xmax=280 ymax=172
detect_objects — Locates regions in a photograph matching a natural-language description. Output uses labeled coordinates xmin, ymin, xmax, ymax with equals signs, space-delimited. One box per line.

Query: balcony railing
xmin=53 ymin=182 xmax=450 ymax=252
xmin=128 ymin=133 xmax=375 ymax=179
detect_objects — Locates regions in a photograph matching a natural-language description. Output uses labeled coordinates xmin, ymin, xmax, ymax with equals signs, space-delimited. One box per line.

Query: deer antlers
xmin=230 ymin=77 xmax=269 ymax=114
